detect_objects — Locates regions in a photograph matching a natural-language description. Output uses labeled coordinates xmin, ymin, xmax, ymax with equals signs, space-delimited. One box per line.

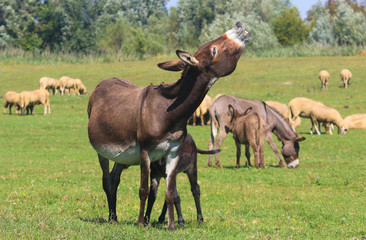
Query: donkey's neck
xmin=164 ymin=69 xmax=216 ymax=123
xmin=270 ymin=108 xmax=298 ymax=141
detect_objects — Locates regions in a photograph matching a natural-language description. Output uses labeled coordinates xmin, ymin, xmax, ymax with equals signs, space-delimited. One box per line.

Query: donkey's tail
xmin=197 ymin=148 xmax=221 ymax=155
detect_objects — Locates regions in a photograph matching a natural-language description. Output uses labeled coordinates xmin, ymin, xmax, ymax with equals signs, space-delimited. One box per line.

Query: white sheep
xmin=192 ymin=95 xmax=212 ymax=126
xmin=288 ymin=97 xmax=325 ymax=131
xmin=39 ymin=77 xmax=60 ymax=95
xmin=318 ymin=70 xmax=330 ymax=89
xmin=344 ymin=114 xmax=366 ymax=129
xmin=59 ymin=76 xmax=86 ymax=95
xmin=3 ymin=91 xmax=21 ymax=114
xmin=309 ymin=105 xmax=347 ymax=135
xmin=20 ymin=89 xmax=50 ymax=115
xmin=265 ymin=100 xmax=301 ymax=128
xmin=340 ymin=69 xmax=352 ymax=88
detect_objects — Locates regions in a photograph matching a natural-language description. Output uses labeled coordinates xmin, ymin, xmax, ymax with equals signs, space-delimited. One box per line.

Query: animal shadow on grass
xmin=79 ymin=217 xmax=169 ymax=229
xmin=79 ymin=217 xmax=136 ymax=226
xmin=222 ymin=163 xmax=282 ymax=169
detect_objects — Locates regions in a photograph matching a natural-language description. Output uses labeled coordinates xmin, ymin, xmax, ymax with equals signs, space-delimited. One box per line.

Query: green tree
xmin=334 ymin=0 xmax=366 ymax=45
xmin=272 ymin=7 xmax=310 ymax=45
xmin=0 ymin=0 xmax=42 ymax=50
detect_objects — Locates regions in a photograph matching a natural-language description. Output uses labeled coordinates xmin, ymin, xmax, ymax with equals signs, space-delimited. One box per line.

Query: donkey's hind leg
xmin=98 ymin=154 xmax=126 ymax=223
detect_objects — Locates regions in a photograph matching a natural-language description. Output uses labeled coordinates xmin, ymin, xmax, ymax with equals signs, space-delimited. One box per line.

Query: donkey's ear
xmin=176 ymin=50 xmax=199 ymax=67
xmin=295 ymin=136 xmax=306 ymax=142
xmin=228 ymin=104 xmax=234 ymax=116
xmin=243 ymin=107 xmax=252 ymax=116
xmin=157 ymin=60 xmax=186 ymax=71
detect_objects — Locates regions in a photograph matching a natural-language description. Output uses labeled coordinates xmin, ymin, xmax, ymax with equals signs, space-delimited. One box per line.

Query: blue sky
xmin=166 ymin=0 xmax=326 ymax=19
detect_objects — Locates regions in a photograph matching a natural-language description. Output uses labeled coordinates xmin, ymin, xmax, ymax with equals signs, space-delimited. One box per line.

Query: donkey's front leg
xmin=165 ymin=151 xmax=180 ymax=230
xmin=138 ymin=148 xmax=150 ymax=227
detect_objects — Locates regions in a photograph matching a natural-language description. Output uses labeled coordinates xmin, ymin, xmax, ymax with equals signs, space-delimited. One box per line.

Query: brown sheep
xmin=318 ymin=70 xmax=330 ymax=89
xmin=39 ymin=77 xmax=60 ymax=95
xmin=3 ymin=91 xmax=21 ymax=114
xmin=228 ymin=105 xmax=266 ymax=169
xmin=309 ymin=105 xmax=348 ymax=135
xmin=288 ymin=97 xmax=325 ymax=132
xmin=265 ymin=100 xmax=301 ymax=128
xmin=193 ymin=95 xmax=211 ymax=126
xmin=20 ymin=89 xmax=50 ymax=115
xmin=344 ymin=114 xmax=366 ymax=129
xmin=340 ymin=69 xmax=352 ymax=88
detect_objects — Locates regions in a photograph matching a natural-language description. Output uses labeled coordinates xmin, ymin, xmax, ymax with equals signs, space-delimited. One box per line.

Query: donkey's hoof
xmin=158 ymin=216 xmax=165 ymax=224
xmin=167 ymin=223 xmax=176 ymax=230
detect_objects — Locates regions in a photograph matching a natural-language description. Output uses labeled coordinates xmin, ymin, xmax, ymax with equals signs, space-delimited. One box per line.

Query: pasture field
xmin=1 ymin=55 xmax=366 ymax=239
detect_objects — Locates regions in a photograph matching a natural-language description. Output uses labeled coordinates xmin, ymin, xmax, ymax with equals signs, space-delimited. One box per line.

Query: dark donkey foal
xmin=144 ymin=134 xmax=219 ymax=227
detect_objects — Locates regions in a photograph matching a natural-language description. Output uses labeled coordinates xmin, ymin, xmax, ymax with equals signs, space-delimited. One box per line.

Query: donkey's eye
xmin=212 ymin=46 xmax=218 ymax=57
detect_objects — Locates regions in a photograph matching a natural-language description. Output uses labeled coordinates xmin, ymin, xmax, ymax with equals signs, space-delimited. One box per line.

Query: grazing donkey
xmin=208 ymin=95 xmax=305 ymax=169
xmin=144 ymin=134 xmax=220 ymax=227
xmin=228 ymin=106 xmax=265 ymax=168
xmin=87 ymin=22 xmax=250 ymax=230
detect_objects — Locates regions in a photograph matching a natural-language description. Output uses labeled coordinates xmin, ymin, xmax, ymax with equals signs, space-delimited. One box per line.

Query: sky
xmin=166 ymin=0 xmax=327 ymax=19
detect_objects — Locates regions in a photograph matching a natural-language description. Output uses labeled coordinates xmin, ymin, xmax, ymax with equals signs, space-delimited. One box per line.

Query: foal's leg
xmin=187 ymin=161 xmax=203 ymax=223
xmin=165 ymin=150 xmax=180 ymax=230
xmin=252 ymin=144 xmax=260 ymax=168
xmin=98 ymin=154 xmax=125 ymax=222
xmin=144 ymin=171 xmax=162 ymax=225
xmin=173 ymin=186 xmax=184 ymax=227
xmin=235 ymin=140 xmax=241 ymax=168
xmin=244 ymin=144 xmax=251 ymax=167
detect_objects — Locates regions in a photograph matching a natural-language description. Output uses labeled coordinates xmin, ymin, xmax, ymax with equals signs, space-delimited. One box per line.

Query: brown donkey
xmin=228 ymin=106 xmax=266 ymax=168
xmin=87 ymin=22 xmax=250 ymax=230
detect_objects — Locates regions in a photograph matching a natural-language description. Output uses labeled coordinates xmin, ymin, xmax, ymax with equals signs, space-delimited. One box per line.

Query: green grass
xmin=1 ymin=55 xmax=366 ymax=239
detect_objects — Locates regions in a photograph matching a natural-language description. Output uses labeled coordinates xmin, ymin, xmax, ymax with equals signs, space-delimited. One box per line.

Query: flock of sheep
xmin=3 ymin=76 xmax=87 ymax=115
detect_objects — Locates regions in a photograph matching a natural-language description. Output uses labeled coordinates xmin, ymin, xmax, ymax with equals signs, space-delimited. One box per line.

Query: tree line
xmin=0 ymin=0 xmax=365 ymax=60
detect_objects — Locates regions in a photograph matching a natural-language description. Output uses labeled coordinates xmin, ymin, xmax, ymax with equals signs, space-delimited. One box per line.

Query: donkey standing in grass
xmin=87 ymin=22 xmax=250 ymax=230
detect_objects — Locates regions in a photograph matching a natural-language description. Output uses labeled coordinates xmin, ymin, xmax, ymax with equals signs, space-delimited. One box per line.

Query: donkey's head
xmin=281 ymin=136 xmax=306 ymax=168
xmin=158 ymin=22 xmax=250 ymax=78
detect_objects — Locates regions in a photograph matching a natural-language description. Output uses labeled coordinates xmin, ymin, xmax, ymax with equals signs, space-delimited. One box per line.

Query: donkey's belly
xmin=93 ymin=140 xmax=181 ymax=166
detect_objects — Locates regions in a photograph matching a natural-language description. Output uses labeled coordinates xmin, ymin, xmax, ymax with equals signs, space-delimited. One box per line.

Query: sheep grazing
xmin=344 ymin=114 xmax=366 ymax=129
xmin=340 ymin=69 xmax=352 ymax=88
xmin=192 ymin=95 xmax=212 ymax=126
xmin=59 ymin=76 xmax=86 ymax=95
xmin=20 ymin=89 xmax=50 ymax=115
xmin=309 ymin=105 xmax=348 ymax=135
xmin=228 ymin=105 xmax=266 ymax=169
xmin=265 ymin=100 xmax=301 ymax=128
xmin=288 ymin=97 xmax=325 ymax=132
xmin=3 ymin=91 xmax=21 ymax=114
xmin=39 ymin=77 xmax=60 ymax=95
xmin=76 ymin=79 xmax=87 ymax=95
xmin=318 ymin=70 xmax=330 ymax=89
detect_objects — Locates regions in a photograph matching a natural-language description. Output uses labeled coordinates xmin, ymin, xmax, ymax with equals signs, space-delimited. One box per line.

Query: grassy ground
xmin=1 ymin=55 xmax=366 ymax=239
